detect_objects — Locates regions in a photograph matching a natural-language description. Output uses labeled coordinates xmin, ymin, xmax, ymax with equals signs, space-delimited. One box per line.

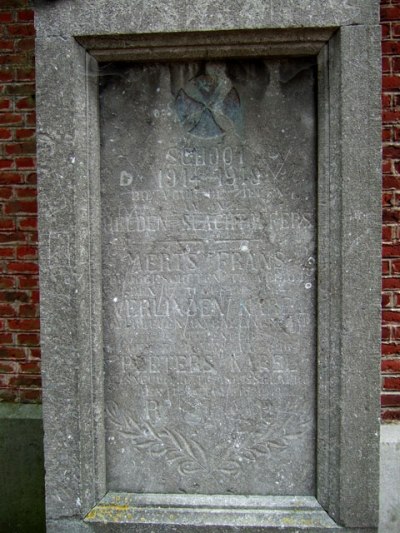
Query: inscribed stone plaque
xmin=100 ymin=59 xmax=316 ymax=496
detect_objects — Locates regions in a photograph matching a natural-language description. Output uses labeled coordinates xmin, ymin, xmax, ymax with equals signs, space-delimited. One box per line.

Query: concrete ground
xmin=380 ymin=424 xmax=400 ymax=533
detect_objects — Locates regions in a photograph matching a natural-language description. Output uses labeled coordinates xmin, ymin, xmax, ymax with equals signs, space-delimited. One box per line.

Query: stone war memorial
xmin=35 ymin=1 xmax=381 ymax=531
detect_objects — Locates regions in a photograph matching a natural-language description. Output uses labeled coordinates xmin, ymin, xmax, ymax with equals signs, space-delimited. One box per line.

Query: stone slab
xmin=35 ymin=1 xmax=381 ymax=531
xmin=101 ymin=58 xmax=317 ymax=496
xmin=34 ymin=0 xmax=378 ymax=36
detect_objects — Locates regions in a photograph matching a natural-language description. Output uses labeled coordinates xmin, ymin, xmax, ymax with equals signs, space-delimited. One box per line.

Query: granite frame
xmin=35 ymin=1 xmax=381 ymax=531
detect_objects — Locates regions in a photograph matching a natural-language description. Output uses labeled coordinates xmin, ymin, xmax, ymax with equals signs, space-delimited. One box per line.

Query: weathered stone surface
xmin=100 ymin=59 xmax=317 ymax=495
xmin=34 ymin=0 xmax=378 ymax=36
xmin=35 ymin=1 xmax=381 ymax=531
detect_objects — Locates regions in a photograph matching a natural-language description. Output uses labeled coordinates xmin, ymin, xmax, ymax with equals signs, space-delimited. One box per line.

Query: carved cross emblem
xmin=175 ymin=64 xmax=241 ymax=139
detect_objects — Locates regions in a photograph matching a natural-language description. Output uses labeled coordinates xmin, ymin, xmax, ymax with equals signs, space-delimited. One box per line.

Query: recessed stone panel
xmin=100 ymin=59 xmax=317 ymax=495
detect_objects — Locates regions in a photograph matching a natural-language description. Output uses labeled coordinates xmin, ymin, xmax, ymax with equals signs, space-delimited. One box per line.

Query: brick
xmin=390 ymin=259 xmax=400 ymax=274
xmin=392 ymin=327 xmax=400 ymax=340
xmin=4 ymin=141 xmax=36 ymax=156
xmin=4 ymin=200 xmax=38 ymax=216
xmin=9 ymin=374 xmax=41 ymax=388
xmin=17 ymin=275 xmax=37 ymax=289
xmin=19 ymin=303 xmax=38 ymax=317
xmin=382 ymin=222 xmax=392 ymax=242
xmin=0 ymin=187 xmax=13 ymax=199
xmin=0 ymin=113 xmax=23 ymax=126
xmin=383 ymin=243 xmax=400 ymax=257
xmin=0 ymin=0 xmax=30 ymax=7
xmin=382 ymin=309 xmax=400 ymax=322
xmin=0 ymin=375 xmax=13 ymax=387
xmin=0 ymin=232 xmax=27 ymax=244
xmin=15 ymin=96 xmax=35 ymax=110
xmin=7 ymin=261 xmax=38 ymax=274
xmin=15 ymin=128 xmax=34 ymax=140
xmin=0 ymin=247 xmax=15 ymax=259
xmin=5 ymin=83 xmax=35 ymax=96
xmin=382 ymin=23 xmax=391 ymax=40
xmin=381 ymin=6 xmax=400 ymax=22
xmin=0 ymin=347 xmax=24 ymax=360
xmin=0 ymin=159 xmax=13 ymax=169
xmin=383 ymin=376 xmax=400 ymax=390
xmin=0 ymin=361 xmax=18 ymax=374
xmin=25 ymin=111 xmax=35 ymax=126
xmin=15 ymin=68 xmax=34 ymax=82
xmin=382 ymin=293 xmax=392 ymax=307
xmin=391 ymin=57 xmax=400 ymax=72
xmin=381 ymin=394 xmax=400 ymax=407
xmin=16 ymin=187 xmax=36 ymax=199
xmin=0 ymin=128 xmax=12 ymax=140
xmin=18 ymin=361 xmax=40 ymax=374
xmin=390 ymin=22 xmax=400 ymax=37
xmin=383 ymin=127 xmax=392 ymax=142
xmin=0 ymin=172 xmax=24 ymax=184
xmin=0 ymin=40 xmax=14 ymax=52
xmin=382 ymin=343 xmax=400 ymax=355
xmin=0 ymin=276 xmax=14 ymax=289
xmin=29 ymin=348 xmax=40 ymax=359
xmin=15 ymin=37 xmax=35 ymax=52
xmin=393 ymin=127 xmax=400 ymax=142
xmin=382 ymin=91 xmax=392 ymax=107
xmin=382 ymin=325 xmax=391 ymax=341
xmin=382 ymin=192 xmax=394 ymax=207
xmin=31 ymin=290 xmax=39 ymax=304
xmin=18 ymin=217 xmax=37 ymax=231
xmin=0 ymin=54 xmax=26 ymax=67
xmin=15 ymin=157 xmax=35 ymax=169
xmin=8 ymin=318 xmax=40 ymax=331
xmin=27 ymin=231 xmax=37 ymax=244
xmin=383 ymin=259 xmax=391 ymax=275
xmin=382 ymin=75 xmax=400 ymax=89
xmin=0 ymin=332 xmax=13 ymax=344
xmin=0 ymin=302 xmax=16 ymax=316
xmin=382 ymin=160 xmax=393 ymax=175
xmin=381 ymin=409 xmax=400 ymax=421
xmin=0 ymin=70 xmax=13 ymax=83
xmin=24 ymin=172 xmax=36 ymax=184
xmin=0 ymin=388 xmax=18 ymax=401
xmin=17 ymin=333 xmax=39 ymax=346
xmin=0 ymin=13 xmax=13 ymax=24
xmin=382 ymin=358 xmax=400 ymax=373
xmin=0 ymin=291 xmax=28 ymax=303
xmin=16 ymin=245 xmax=37 ymax=259
xmin=0 ymin=97 xmax=12 ymax=110
xmin=383 ymin=111 xmax=400 ymax=125
xmin=17 ymin=10 xmax=34 ymax=23
xmin=383 ymin=144 xmax=400 ymax=158
xmin=6 ymin=24 xmax=35 ymax=38
xmin=19 ymin=388 xmax=41 ymax=402
xmin=382 ymin=41 xmax=400 ymax=55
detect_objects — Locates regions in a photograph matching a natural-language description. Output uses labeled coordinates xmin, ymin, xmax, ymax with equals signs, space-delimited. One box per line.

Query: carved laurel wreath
xmin=106 ymin=401 xmax=311 ymax=479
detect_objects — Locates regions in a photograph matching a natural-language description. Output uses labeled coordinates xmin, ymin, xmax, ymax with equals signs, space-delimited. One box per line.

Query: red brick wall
xmin=382 ymin=0 xmax=400 ymax=422
xmin=1 ymin=1 xmax=400 ymax=421
xmin=0 ymin=0 xmax=40 ymax=403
